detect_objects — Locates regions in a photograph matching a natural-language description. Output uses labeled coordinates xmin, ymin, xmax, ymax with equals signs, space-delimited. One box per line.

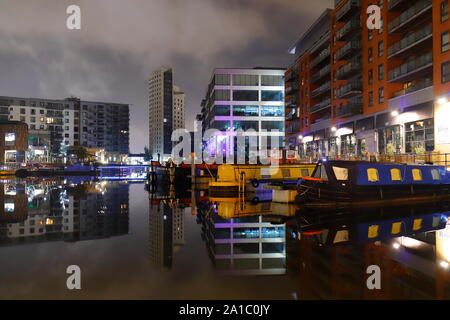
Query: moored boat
xmin=296 ymin=160 xmax=450 ymax=207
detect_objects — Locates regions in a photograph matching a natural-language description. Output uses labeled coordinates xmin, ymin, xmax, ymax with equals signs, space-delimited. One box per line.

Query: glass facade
xmin=405 ymin=118 xmax=434 ymax=153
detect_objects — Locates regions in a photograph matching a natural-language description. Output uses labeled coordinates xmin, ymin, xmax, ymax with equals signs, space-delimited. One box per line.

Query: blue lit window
xmin=232 ymin=106 xmax=259 ymax=116
xmin=261 ymin=106 xmax=284 ymax=117
xmin=261 ymin=91 xmax=283 ymax=101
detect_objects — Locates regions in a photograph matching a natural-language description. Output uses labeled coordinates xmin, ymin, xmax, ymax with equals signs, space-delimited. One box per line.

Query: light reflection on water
xmin=0 ymin=178 xmax=449 ymax=299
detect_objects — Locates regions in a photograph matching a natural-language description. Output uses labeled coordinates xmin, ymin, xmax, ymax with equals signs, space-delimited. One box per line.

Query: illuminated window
xmin=367 ymin=168 xmax=379 ymax=182
xmin=368 ymin=225 xmax=379 ymax=239
xmin=413 ymin=219 xmax=423 ymax=231
xmin=431 ymin=169 xmax=441 ymax=180
xmin=4 ymin=133 xmax=15 ymax=146
xmin=332 ymin=166 xmax=348 ymax=181
xmin=391 ymin=222 xmax=403 ymax=235
xmin=391 ymin=168 xmax=402 ymax=181
xmin=412 ymin=169 xmax=422 ymax=181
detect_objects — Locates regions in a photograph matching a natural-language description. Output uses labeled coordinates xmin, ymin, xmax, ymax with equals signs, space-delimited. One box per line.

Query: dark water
xmin=0 ymin=178 xmax=450 ymax=300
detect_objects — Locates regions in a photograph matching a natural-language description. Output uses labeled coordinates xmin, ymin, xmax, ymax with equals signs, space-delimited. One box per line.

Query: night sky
xmin=0 ymin=0 xmax=333 ymax=152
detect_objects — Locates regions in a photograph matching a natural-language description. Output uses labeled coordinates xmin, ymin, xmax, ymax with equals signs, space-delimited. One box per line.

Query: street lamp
xmin=391 ymin=110 xmax=399 ymax=117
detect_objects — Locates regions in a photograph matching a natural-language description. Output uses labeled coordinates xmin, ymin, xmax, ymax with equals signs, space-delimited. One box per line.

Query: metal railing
xmin=388 ymin=51 xmax=432 ymax=81
xmin=391 ymin=79 xmax=433 ymax=98
xmin=387 ymin=24 xmax=432 ymax=57
xmin=388 ymin=0 xmax=432 ymax=33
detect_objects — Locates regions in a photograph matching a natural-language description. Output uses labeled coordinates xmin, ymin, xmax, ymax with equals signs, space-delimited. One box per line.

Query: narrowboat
xmin=296 ymin=160 xmax=450 ymax=207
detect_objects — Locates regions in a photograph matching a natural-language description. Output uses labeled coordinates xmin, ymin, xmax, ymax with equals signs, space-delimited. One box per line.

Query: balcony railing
xmin=388 ymin=0 xmax=407 ymax=11
xmin=337 ymin=81 xmax=362 ymax=99
xmin=336 ymin=18 xmax=360 ymax=41
xmin=310 ymin=65 xmax=331 ymax=83
xmin=388 ymin=0 xmax=432 ymax=34
xmin=336 ymin=0 xmax=360 ymax=21
xmin=336 ymin=40 xmax=360 ymax=61
xmin=387 ymin=24 xmax=432 ymax=58
xmin=391 ymin=79 xmax=433 ymax=98
xmin=310 ymin=46 xmax=331 ymax=69
xmin=336 ymin=60 xmax=361 ymax=80
xmin=388 ymin=51 xmax=432 ymax=82
xmin=285 ymin=96 xmax=298 ymax=107
xmin=311 ymin=82 xmax=331 ymax=98
xmin=285 ymin=82 xmax=299 ymax=95
xmin=310 ymin=98 xmax=331 ymax=114
xmin=336 ymin=103 xmax=362 ymax=118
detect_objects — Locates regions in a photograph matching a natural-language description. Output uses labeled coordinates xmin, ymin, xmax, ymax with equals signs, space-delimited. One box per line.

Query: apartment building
xmin=200 ymin=68 xmax=286 ymax=159
xmin=148 ymin=67 xmax=185 ymax=162
xmin=0 ymin=96 xmax=130 ymax=162
xmin=286 ymin=0 xmax=450 ymax=159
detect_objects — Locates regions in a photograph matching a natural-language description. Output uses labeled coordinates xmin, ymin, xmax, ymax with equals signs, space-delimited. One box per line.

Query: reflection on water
xmin=1 ymin=178 xmax=450 ymax=299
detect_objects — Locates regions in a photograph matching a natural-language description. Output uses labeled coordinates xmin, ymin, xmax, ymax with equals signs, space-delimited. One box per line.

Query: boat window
xmin=390 ymin=168 xmax=402 ymax=181
xmin=367 ymin=168 xmax=379 ymax=182
xmin=301 ymin=168 xmax=310 ymax=177
xmin=368 ymin=225 xmax=379 ymax=239
xmin=432 ymin=216 xmax=442 ymax=228
xmin=332 ymin=166 xmax=348 ymax=181
xmin=391 ymin=222 xmax=403 ymax=235
xmin=413 ymin=219 xmax=423 ymax=231
xmin=333 ymin=230 xmax=349 ymax=244
xmin=412 ymin=169 xmax=422 ymax=181
xmin=313 ymin=165 xmax=328 ymax=181
xmin=431 ymin=169 xmax=441 ymax=181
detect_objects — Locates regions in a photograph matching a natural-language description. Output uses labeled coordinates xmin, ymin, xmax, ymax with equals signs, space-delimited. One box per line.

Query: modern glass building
xmin=199 ymin=68 xmax=286 ymax=160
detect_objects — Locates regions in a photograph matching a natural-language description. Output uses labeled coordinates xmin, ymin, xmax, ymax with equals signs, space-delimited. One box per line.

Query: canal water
xmin=0 ymin=178 xmax=449 ymax=299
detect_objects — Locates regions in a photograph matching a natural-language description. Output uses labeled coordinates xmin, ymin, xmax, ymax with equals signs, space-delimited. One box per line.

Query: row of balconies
xmin=336 ymin=40 xmax=361 ymax=61
xmin=336 ymin=18 xmax=360 ymax=42
xmin=311 ymin=82 xmax=331 ymax=99
xmin=285 ymin=82 xmax=299 ymax=95
xmin=388 ymin=0 xmax=432 ymax=34
xmin=310 ymin=65 xmax=331 ymax=84
xmin=388 ymin=51 xmax=432 ymax=82
xmin=310 ymin=46 xmax=331 ymax=69
xmin=336 ymin=80 xmax=362 ymax=99
xmin=335 ymin=102 xmax=362 ymax=118
xmin=335 ymin=59 xmax=361 ymax=80
xmin=336 ymin=0 xmax=360 ymax=22
xmin=311 ymin=98 xmax=331 ymax=114
xmin=387 ymin=23 xmax=432 ymax=58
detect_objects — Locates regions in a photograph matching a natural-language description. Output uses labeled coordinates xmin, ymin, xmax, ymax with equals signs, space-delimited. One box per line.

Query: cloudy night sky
xmin=0 ymin=0 xmax=333 ymax=153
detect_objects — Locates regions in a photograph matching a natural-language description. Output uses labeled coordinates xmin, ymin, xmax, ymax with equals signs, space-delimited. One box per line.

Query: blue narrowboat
xmin=296 ymin=160 xmax=450 ymax=206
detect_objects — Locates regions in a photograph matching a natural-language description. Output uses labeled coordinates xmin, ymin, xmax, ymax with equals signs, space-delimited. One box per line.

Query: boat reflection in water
xmin=0 ymin=179 xmax=129 ymax=246
xmin=197 ymin=195 xmax=296 ymax=276
xmin=289 ymin=201 xmax=450 ymax=299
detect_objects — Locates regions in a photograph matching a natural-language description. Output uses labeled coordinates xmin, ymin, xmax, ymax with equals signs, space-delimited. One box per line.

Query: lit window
xmin=368 ymin=225 xmax=379 ymax=239
xmin=412 ymin=169 xmax=422 ymax=181
xmin=367 ymin=168 xmax=379 ymax=182
xmin=4 ymin=133 xmax=15 ymax=146
xmin=391 ymin=222 xmax=403 ymax=235
xmin=391 ymin=168 xmax=402 ymax=181
xmin=332 ymin=166 xmax=348 ymax=181
xmin=413 ymin=219 xmax=423 ymax=231
xmin=431 ymin=169 xmax=441 ymax=181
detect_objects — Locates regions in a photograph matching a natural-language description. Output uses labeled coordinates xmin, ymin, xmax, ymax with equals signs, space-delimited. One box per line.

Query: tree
xmin=144 ymin=146 xmax=152 ymax=162
xmin=67 ymin=146 xmax=93 ymax=163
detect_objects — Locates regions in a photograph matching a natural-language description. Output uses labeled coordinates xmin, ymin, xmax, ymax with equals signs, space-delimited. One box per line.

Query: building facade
xmin=200 ymin=68 xmax=286 ymax=159
xmin=286 ymin=0 xmax=450 ymax=160
xmin=0 ymin=121 xmax=28 ymax=164
xmin=0 ymin=96 xmax=130 ymax=162
xmin=148 ymin=67 xmax=185 ymax=162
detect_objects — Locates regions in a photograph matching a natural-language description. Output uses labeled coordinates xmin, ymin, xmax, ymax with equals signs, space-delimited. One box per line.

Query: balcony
xmin=388 ymin=0 xmax=432 ymax=34
xmin=387 ymin=24 xmax=432 ymax=59
xmin=336 ymin=0 xmax=360 ymax=22
xmin=391 ymin=79 xmax=433 ymax=98
xmin=310 ymin=98 xmax=331 ymax=114
xmin=310 ymin=65 xmax=331 ymax=84
xmin=285 ymin=82 xmax=299 ymax=95
xmin=388 ymin=82 xmax=433 ymax=110
xmin=310 ymin=46 xmax=331 ymax=69
xmin=336 ymin=40 xmax=361 ymax=61
xmin=388 ymin=0 xmax=409 ymax=11
xmin=285 ymin=69 xmax=299 ymax=82
xmin=336 ymin=18 xmax=360 ymax=42
xmin=337 ymin=81 xmax=362 ymax=99
xmin=286 ymin=111 xmax=299 ymax=121
xmin=285 ymin=96 xmax=298 ymax=107
xmin=335 ymin=59 xmax=361 ymax=80
xmin=388 ymin=52 xmax=432 ymax=83
xmin=336 ymin=103 xmax=362 ymax=118
xmin=311 ymin=82 xmax=331 ymax=99
xmin=286 ymin=123 xmax=300 ymax=135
